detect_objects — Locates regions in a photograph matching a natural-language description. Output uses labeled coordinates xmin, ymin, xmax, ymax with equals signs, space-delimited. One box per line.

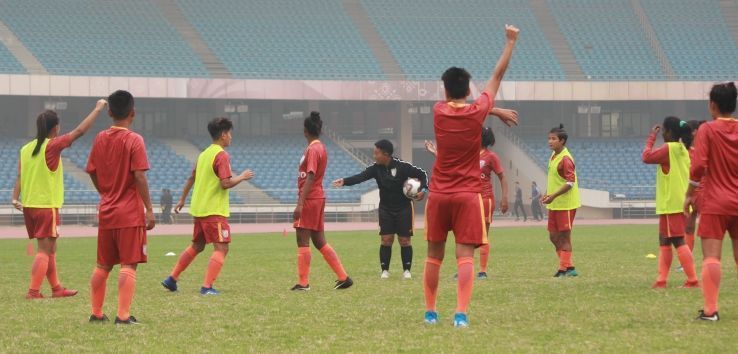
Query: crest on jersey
xmin=222 ymin=230 xmax=230 ymax=239
xmin=391 ymin=168 xmax=397 ymax=177
xmin=480 ymin=160 xmax=486 ymax=168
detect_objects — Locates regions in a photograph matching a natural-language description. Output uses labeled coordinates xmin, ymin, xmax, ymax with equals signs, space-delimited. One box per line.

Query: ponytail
xmin=32 ymin=110 xmax=59 ymax=156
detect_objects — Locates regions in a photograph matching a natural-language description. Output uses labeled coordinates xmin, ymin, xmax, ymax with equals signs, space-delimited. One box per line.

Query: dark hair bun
xmin=310 ymin=111 xmax=321 ymax=121
xmin=559 ymin=124 xmax=565 ymax=129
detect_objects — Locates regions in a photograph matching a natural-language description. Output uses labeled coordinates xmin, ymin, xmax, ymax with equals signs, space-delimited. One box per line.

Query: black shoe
xmin=696 ymin=310 xmax=719 ymax=321
xmin=89 ymin=314 xmax=109 ymax=323
xmin=334 ymin=277 xmax=354 ymax=290
xmin=553 ymin=270 xmax=566 ymax=278
xmin=290 ymin=284 xmax=310 ymax=291
xmin=114 ymin=315 xmax=140 ymax=325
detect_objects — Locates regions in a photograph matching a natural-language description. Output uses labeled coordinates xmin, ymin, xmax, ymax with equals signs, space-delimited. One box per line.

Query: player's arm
xmin=294 ymin=172 xmax=315 ymax=221
xmin=68 ymin=99 xmax=107 ymax=142
xmin=424 ymin=140 xmax=437 ymax=157
xmin=497 ymin=172 xmax=509 ymax=214
xmin=133 ymin=170 xmax=155 ymax=230
xmin=685 ymin=126 xmax=709 ymax=215
xmin=220 ymin=169 xmax=254 ymax=189
xmin=11 ymin=160 xmax=21 ymax=210
xmin=489 ymin=107 xmax=519 ymax=127
xmin=333 ymin=165 xmax=375 ymax=188
xmin=641 ymin=126 xmax=668 ymax=165
xmin=174 ymin=173 xmax=195 ymax=214
xmin=483 ymin=25 xmax=519 ymax=124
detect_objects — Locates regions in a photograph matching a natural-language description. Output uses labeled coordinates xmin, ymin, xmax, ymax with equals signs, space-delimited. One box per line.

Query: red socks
xmin=656 ymin=246 xmax=673 ymax=283
xmin=423 ymin=258 xmax=442 ymax=311
xmin=456 ymin=257 xmax=474 ymax=313
xmin=28 ymin=253 xmax=50 ymax=294
xmin=46 ymin=253 xmax=61 ymax=290
xmin=171 ymin=246 xmax=198 ymax=281
xmin=117 ymin=268 xmax=137 ymax=321
xmin=478 ymin=244 xmax=490 ymax=273
xmin=675 ymin=245 xmax=698 ymax=283
xmin=560 ymin=250 xmax=573 ymax=270
xmin=297 ymin=247 xmax=311 ymax=286
xmin=203 ymin=250 xmax=226 ymax=288
xmin=319 ymin=244 xmax=347 ymax=281
xmin=90 ymin=267 xmax=110 ymax=318
xmin=702 ymin=257 xmax=721 ymax=315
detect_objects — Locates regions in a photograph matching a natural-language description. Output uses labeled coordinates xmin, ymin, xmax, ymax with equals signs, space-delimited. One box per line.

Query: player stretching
xmin=541 ymin=125 xmax=580 ymax=278
xmin=642 ymin=117 xmax=698 ymax=288
xmin=686 ymin=82 xmax=738 ymax=321
xmin=86 ymin=90 xmax=155 ymax=325
xmin=425 ymin=124 xmax=511 ymax=279
xmin=423 ymin=24 xmax=519 ymax=327
xmin=13 ymin=99 xmax=108 ymax=299
xmin=162 ymin=117 xmax=254 ymax=295
xmin=332 ymin=139 xmax=428 ymax=279
xmin=292 ymin=112 xmax=353 ymax=291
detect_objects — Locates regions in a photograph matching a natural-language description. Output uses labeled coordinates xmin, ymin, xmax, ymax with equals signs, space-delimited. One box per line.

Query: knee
xmin=192 ymin=242 xmax=206 ymax=253
xmin=380 ymin=238 xmax=394 ymax=247
xmin=399 ymin=237 xmax=412 ymax=247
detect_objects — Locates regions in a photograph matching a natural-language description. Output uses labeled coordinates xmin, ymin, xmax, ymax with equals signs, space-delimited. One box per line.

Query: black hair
xmin=32 ymin=110 xmax=60 ymax=156
xmin=549 ymin=124 xmax=568 ymax=145
xmin=108 ymin=90 xmax=134 ymax=120
xmin=709 ymin=82 xmax=737 ymax=115
xmin=374 ymin=139 xmax=393 ymax=155
xmin=207 ymin=117 xmax=233 ymax=140
xmin=686 ymin=119 xmax=706 ymax=132
xmin=663 ymin=116 xmax=693 ymax=149
xmin=481 ymin=126 xmax=496 ymax=148
xmin=304 ymin=111 xmax=322 ymax=137
xmin=441 ymin=67 xmax=471 ymax=100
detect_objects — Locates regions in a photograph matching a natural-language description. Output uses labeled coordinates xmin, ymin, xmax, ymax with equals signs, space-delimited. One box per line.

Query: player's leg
xmin=116 ymin=263 xmax=138 ymax=324
xmin=670 ymin=235 xmax=698 ymax=287
xmin=163 ymin=239 xmax=204 ymax=292
xmin=478 ymin=224 xmax=491 ymax=278
xmin=42 ymin=237 xmax=76 ymax=298
xmin=685 ymin=212 xmax=697 ymax=252
xmin=424 ymin=240 xmax=445 ymax=321
xmin=379 ymin=234 xmax=394 ymax=278
xmin=399 ymin=236 xmax=413 ymax=279
xmin=653 ymin=234 xmax=672 ymax=288
xmin=455 ymin=243 xmax=475 ymax=326
xmin=559 ymin=231 xmax=577 ymax=277
xmin=89 ymin=263 xmax=113 ymax=322
xmin=292 ymin=228 xmax=313 ymax=290
xmin=696 ymin=214 xmax=728 ymax=320
xmin=312 ymin=231 xmax=351 ymax=288
xmin=27 ymin=237 xmax=53 ymax=299
xmin=202 ymin=242 xmax=228 ymax=295
xmin=113 ymin=227 xmax=147 ymax=325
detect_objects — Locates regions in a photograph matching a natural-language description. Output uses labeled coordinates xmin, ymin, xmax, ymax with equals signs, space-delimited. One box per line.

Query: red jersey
xmin=552 ymin=154 xmax=576 ymax=183
xmin=191 ymin=151 xmax=232 ymax=223
xmin=46 ymin=133 xmax=73 ymax=171
xmin=297 ymin=140 xmax=326 ymax=200
xmin=480 ymin=149 xmax=503 ymax=199
xmin=430 ymin=92 xmax=494 ymax=194
xmin=690 ymin=118 xmax=738 ymax=215
xmin=641 ymin=132 xmax=670 ymax=173
xmin=86 ymin=127 xmax=150 ymax=229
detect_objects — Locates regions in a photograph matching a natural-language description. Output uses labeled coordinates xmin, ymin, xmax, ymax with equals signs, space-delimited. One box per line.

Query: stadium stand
xmin=360 ymin=0 xmax=566 ymax=81
xmin=175 ymin=0 xmax=385 ymax=80
xmin=548 ymin=0 xmax=663 ymax=80
xmin=0 ymin=43 xmax=26 ymax=74
xmin=641 ymin=0 xmax=738 ymax=80
xmin=0 ymin=0 xmax=208 ymax=77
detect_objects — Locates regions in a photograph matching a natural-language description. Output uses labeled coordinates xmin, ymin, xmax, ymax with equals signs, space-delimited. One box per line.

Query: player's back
xmin=430 ymin=93 xmax=491 ymax=194
xmin=298 ymin=140 xmax=327 ymax=199
xmin=87 ymin=127 xmax=149 ymax=228
xmin=699 ymin=119 xmax=738 ymax=214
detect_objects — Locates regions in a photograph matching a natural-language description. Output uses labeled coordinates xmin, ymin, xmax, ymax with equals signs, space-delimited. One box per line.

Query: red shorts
xmin=23 ymin=208 xmax=60 ymax=239
xmin=547 ymin=209 xmax=577 ymax=233
xmin=193 ymin=217 xmax=231 ymax=244
xmin=294 ymin=198 xmax=325 ymax=232
xmin=482 ymin=196 xmax=494 ymax=225
xmin=659 ymin=213 xmax=686 ymax=237
xmin=425 ymin=192 xmax=487 ymax=245
xmin=698 ymin=214 xmax=738 ymax=240
xmin=97 ymin=227 xmax=148 ymax=266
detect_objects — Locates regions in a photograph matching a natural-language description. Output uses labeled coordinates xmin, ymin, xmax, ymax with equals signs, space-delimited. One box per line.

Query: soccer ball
xmin=403 ymin=178 xmax=422 ymax=200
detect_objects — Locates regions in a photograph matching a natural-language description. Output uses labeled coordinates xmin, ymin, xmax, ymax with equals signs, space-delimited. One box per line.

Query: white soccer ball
xmin=403 ymin=178 xmax=422 ymax=200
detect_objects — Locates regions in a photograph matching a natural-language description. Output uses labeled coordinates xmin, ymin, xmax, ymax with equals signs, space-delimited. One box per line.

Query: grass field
xmin=2 ymin=224 xmax=738 ymax=353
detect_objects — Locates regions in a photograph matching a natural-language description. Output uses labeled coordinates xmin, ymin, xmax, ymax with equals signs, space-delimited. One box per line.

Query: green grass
xmin=2 ymin=225 xmax=738 ymax=352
